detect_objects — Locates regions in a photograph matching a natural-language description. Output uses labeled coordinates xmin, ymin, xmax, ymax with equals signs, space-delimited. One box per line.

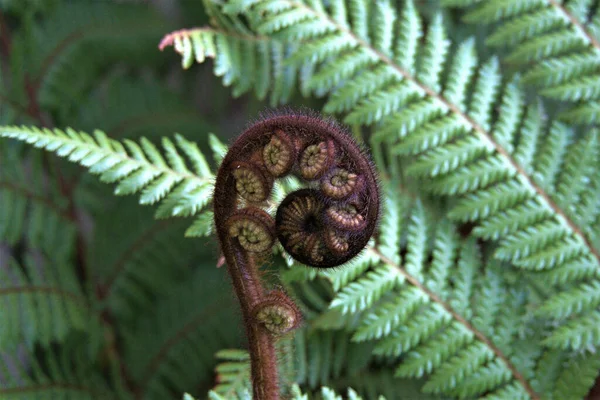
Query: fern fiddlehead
xmin=213 ymin=111 xmax=380 ymax=399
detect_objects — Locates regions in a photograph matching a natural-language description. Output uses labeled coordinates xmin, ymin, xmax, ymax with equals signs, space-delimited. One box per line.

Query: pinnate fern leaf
xmin=0 ymin=126 xmax=215 ymax=232
xmin=318 ymin=190 xmax=600 ymax=399
xmin=0 ymin=253 xmax=94 ymax=348
xmin=443 ymin=0 xmax=600 ymax=125
xmin=315 ymin=190 xmax=541 ymax=398
xmin=0 ymin=341 xmax=127 ymax=399
xmin=205 ymin=0 xmax=600 ymax=351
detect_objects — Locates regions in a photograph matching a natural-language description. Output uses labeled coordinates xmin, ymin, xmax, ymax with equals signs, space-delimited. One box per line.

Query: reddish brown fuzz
xmin=213 ymin=111 xmax=380 ymax=399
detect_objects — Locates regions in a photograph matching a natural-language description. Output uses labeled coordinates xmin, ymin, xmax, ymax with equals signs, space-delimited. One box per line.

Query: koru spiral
xmin=215 ymin=112 xmax=380 ymax=269
xmin=213 ymin=111 xmax=379 ymax=400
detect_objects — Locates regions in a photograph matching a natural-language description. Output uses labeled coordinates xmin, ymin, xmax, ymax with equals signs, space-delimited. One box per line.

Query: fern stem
xmin=290 ymin=0 xmax=600 ymax=267
xmin=224 ymin=244 xmax=280 ymax=399
xmin=368 ymin=246 xmax=541 ymax=400
xmin=548 ymin=0 xmax=600 ymax=54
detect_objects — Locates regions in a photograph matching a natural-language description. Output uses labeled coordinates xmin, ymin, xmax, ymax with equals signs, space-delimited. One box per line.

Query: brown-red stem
xmin=213 ymin=111 xmax=379 ymax=399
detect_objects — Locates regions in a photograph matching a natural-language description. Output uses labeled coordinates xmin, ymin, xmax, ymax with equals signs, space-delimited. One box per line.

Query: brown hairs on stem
xmin=213 ymin=110 xmax=380 ymax=399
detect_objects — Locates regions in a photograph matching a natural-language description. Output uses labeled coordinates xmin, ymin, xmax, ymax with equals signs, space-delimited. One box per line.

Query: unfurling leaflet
xmin=213 ymin=111 xmax=380 ymax=400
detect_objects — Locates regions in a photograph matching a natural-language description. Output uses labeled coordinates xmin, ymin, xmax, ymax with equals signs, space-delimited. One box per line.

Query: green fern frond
xmin=159 ymin=23 xmax=298 ymax=105
xmin=0 ymin=126 xmax=215 ymax=223
xmin=0 ymin=339 xmax=128 ymax=399
xmin=10 ymin=2 xmax=167 ymax=116
xmin=123 ymin=267 xmax=241 ymax=399
xmin=90 ymin=198 xmax=211 ymax=321
xmin=443 ymin=0 xmax=600 ymax=125
xmin=211 ymin=349 xmax=251 ymax=398
xmin=0 ymin=146 xmax=75 ymax=255
xmin=76 ymin=75 xmax=213 ymax=141
xmin=0 ymin=253 xmax=95 ymax=348
xmin=205 ymin=0 xmax=600 ymax=350
xmin=316 ymin=190 xmax=565 ymax=399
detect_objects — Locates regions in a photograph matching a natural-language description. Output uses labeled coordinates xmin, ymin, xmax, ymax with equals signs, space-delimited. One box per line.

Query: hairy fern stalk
xmin=1 ymin=0 xmax=600 ymax=399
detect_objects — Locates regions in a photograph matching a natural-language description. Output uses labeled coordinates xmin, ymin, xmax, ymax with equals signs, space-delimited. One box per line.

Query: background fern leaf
xmin=444 ymin=0 xmax=600 ymax=125
xmin=205 ymin=0 xmax=600 ymax=351
xmin=0 ymin=126 xmax=215 ymax=224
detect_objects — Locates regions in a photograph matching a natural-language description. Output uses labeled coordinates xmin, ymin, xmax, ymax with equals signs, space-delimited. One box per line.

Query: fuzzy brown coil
xmin=216 ymin=113 xmax=379 ymax=269
xmin=213 ymin=111 xmax=380 ymax=400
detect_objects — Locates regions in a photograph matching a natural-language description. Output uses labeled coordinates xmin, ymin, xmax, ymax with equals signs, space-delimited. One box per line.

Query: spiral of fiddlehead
xmin=252 ymin=290 xmax=302 ymax=335
xmin=213 ymin=111 xmax=380 ymax=400
xmin=299 ymin=140 xmax=335 ymax=180
xmin=231 ymin=161 xmax=273 ymax=203
xmin=226 ymin=207 xmax=275 ymax=253
xmin=326 ymin=202 xmax=367 ymax=231
xmin=321 ymin=167 xmax=361 ymax=199
xmin=216 ymin=112 xmax=379 ymax=268
xmin=263 ymin=130 xmax=296 ymax=177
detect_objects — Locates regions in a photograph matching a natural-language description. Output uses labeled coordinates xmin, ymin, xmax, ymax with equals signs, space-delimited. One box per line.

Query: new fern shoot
xmin=1 ymin=0 xmax=600 ymax=399
xmin=213 ymin=111 xmax=380 ymax=399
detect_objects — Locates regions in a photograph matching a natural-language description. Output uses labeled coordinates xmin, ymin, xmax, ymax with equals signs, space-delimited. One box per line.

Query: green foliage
xmin=2 ymin=0 xmax=600 ymax=399
xmin=159 ymin=3 xmax=303 ymax=106
xmin=0 ymin=252 xmax=95 ymax=348
xmin=443 ymin=0 xmax=600 ymax=125
xmin=122 ymin=267 xmax=241 ymax=399
xmin=0 ymin=146 xmax=74 ymax=254
xmin=0 ymin=126 xmax=215 ymax=222
xmin=0 ymin=339 xmax=129 ymax=400
xmin=3 ymin=1 xmax=167 ymax=123
xmin=177 ymin=0 xmax=600 ymax=354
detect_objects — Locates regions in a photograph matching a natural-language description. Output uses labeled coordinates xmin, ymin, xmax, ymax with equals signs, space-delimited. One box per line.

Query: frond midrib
xmin=0 ymin=384 xmax=101 ymax=395
xmin=0 ymin=180 xmax=72 ymax=221
xmin=0 ymin=286 xmax=89 ymax=308
xmin=548 ymin=0 xmax=600 ymax=55
xmin=366 ymin=245 xmax=540 ymax=400
xmin=285 ymin=0 xmax=600 ymax=268
xmin=35 ymin=21 xmax=163 ymax=92
xmin=100 ymin=219 xmax=173 ymax=300
xmin=138 ymin=298 xmax=226 ymax=394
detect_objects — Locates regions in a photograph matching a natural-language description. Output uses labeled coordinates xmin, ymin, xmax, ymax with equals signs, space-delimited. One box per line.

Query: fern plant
xmin=443 ymin=0 xmax=600 ymax=125
xmin=1 ymin=0 xmax=600 ymax=399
